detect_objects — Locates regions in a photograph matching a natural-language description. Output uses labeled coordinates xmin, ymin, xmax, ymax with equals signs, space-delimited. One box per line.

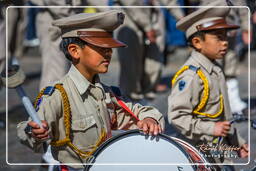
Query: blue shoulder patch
xmin=189 ymin=65 xmax=199 ymax=72
xmin=178 ymin=80 xmax=186 ymax=91
xmin=43 ymin=86 xmax=55 ymax=96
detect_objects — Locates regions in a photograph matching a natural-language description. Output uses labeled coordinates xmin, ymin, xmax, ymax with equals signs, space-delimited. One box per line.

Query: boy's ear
xmin=192 ymin=37 xmax=203 ymax=51
xmin=68 ymin=44 xmax=81 ymax=60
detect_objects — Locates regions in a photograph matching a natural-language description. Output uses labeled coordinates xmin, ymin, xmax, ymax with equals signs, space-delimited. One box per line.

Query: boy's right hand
xmin=213 ymin=121 xmax=231 ymax=137
xmin=27 ymin=120 xmax=49 ymax=140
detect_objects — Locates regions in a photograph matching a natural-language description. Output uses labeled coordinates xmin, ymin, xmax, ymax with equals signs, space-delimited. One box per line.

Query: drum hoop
xmin=85 ymin=129 xmax=196 ymax=168
xmin=171 ymin=137 xmax=209 ymax=164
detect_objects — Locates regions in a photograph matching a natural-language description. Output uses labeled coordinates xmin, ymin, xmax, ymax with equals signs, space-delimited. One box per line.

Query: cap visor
xmin=80 ymin=37 xmax=127 ymax=48
xmin=201 ymin=23 xmax=240 ymax=31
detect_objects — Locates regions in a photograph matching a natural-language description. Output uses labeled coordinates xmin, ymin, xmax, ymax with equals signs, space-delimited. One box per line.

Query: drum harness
xmin=34 ymin=84 xmax=141 ymax=170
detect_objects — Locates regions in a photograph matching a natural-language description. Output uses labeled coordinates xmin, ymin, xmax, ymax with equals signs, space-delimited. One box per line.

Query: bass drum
xmin=85 ymin=130 xmax=213 ymax=171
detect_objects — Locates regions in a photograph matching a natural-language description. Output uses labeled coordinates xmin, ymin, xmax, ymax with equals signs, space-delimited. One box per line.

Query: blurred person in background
xmin=29 ymin=0 xmax=109 ymax=90
xmin=115 ymin=0 xmax=184 ymax=100
xmin=0 ymin=0 xmax=27 ymax=128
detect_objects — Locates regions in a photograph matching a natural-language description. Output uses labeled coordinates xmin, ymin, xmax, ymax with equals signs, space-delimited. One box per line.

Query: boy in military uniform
xmin=168 ymin=0 xmax=248 ymax=167
xmin=17 ymin=10 xmax=164 ymax=169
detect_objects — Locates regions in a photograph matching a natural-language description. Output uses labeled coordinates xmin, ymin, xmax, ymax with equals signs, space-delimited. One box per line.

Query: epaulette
xmin=35 ymin=86 xmax=55 ymax=111
xmin=188 ymin=65 xmax=199 ymax=72
xmin=43 ymin=86 xmax=55 ymax=96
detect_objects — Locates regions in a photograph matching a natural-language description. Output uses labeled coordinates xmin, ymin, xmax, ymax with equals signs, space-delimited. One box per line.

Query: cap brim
xmin=79 ymin=36 xmax=127 ymax=48
xmin=201 ymin=23 xmax=240 ymax=31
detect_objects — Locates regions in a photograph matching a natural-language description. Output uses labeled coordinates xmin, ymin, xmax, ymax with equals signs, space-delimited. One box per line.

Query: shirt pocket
xmin=72 ymin=115 xmax=97 ymax=132
xmin=71 ymin=115 xmax=99 ymax=149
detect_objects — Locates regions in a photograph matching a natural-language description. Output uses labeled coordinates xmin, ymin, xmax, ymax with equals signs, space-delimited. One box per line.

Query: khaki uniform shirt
xmin=168 ymin=50 xmax=246 ymax=147
xmin=17 ymin=65 xmax=164 ymax=168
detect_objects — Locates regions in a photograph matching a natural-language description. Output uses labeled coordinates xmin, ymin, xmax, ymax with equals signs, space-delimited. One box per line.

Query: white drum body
xmin=86 ymin=130 xmax=212 ymax=171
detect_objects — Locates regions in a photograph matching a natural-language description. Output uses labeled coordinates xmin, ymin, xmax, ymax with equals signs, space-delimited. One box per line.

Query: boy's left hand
xmin=137 ymin=117 xmax=162 ymax=136
xmin=239 ymin=144 xmax=249 ymax=158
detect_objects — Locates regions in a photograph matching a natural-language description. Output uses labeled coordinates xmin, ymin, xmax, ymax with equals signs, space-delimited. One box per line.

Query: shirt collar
xmin=68 ymin=65 xmax=102 ymax=95
xmin=191 ymin=50 xmax=214 ymax=74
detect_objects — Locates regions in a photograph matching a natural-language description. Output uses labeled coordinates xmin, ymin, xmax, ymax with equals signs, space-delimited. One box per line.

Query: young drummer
xmin=168 ymin=1 xmax=248 ymax=166
xmin=17 ymin=10 xmax=164 ymax=169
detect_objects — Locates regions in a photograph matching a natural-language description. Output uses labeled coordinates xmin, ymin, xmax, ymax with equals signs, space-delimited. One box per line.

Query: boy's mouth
xmin=219 ymin=49 xmax=227 ymax=55
xmin=101 ymin=60 xmax=110 ymax=65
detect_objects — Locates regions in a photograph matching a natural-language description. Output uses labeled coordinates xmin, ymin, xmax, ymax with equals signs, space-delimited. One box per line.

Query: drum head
xmin=86 ymin=130 xmax=196 ymax=171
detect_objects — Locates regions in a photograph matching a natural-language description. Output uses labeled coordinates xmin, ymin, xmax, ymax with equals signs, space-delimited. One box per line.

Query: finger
xmin=149 ymin=123 xmax=155 ymax=135
xmin=34 ymin=131 xmax=49 ymax=139
xmin=137 ymin=121 xmax=143 ymax=129
xmin=41 ymin=121 xmax=49 ymax=130
xmin=28 ymin=121 xmax=40 ymax=129
xmin=34 ymin=135 xmax=50 ymax=141
xmin=221 ymin=131 xmax=228 ymax=137
xmin=31 ymin=131 xmax=48 ymax=139
xmin=158 ymin=125 xmax=162 ymax=134
xmin=157 ymin=125 xmax=161 ymax=133
xmin=153 ymin=124 xmax=159 ymax=136
xmin=222 ymin=129 xmax=229 ymax=135
xmin=243 ymin=144 xmax=249 ymax=151
xmin=223 ymin=125 xmax=230 ymax=131
xmin=32 ymin=127 xmax=48 ymax=135
xmin=240 ymin=149 xmax=248 ymax=158
xmin=221 ymin=133 xmax=227 ymax=137
xmin=223 ymin=121 xmax=231 ymax=126
xmin=143 ymin=123 xmax=149 ymax=134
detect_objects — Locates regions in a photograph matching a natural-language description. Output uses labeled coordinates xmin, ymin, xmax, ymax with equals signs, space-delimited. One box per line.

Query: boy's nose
xmin=222 ymin=40 xmax=228 ymax=47
xmin=104 ymin=48 xmax=112 ymax=56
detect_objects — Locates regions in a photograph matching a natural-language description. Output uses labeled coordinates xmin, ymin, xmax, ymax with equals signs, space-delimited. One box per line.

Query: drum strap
xmin=34 ymin=84 xmax=107 ymax=159
xmin=115 ymin=96 xmax=140 ymax=121
xmin=60 ymin=165 xmax=69 ymax=171
xmin=171 ymin=65 xmax=224 ymax=118
xmin=59 ymin=165 xmax=84 ymax=171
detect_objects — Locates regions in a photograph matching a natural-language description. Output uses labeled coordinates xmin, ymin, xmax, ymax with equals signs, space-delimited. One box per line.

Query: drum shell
xmin=86 ymin=130 xmax=212 ymax=171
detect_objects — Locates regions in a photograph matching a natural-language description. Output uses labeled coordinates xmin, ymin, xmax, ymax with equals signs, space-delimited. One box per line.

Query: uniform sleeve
xmin=109 ymin=90 xmax=165 ymax=130
xmin=16 ymin=91 xmax=62 ymax=152
xmin=119 ymin=0 xmax=153 ymax=32
xmin=168 ymin=73 xmax=215 ymax=141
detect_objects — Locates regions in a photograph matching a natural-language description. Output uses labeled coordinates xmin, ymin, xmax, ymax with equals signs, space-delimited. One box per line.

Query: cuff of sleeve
xmin=139 ymin=112 xmax=162 ymax=124
xmin=17 ymin=121 xmax=30 ymax=141
xmin=17 ymin=121 xmax=47 ymax=146
xmin=199 ymin=121 xmax=215 ymax=136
